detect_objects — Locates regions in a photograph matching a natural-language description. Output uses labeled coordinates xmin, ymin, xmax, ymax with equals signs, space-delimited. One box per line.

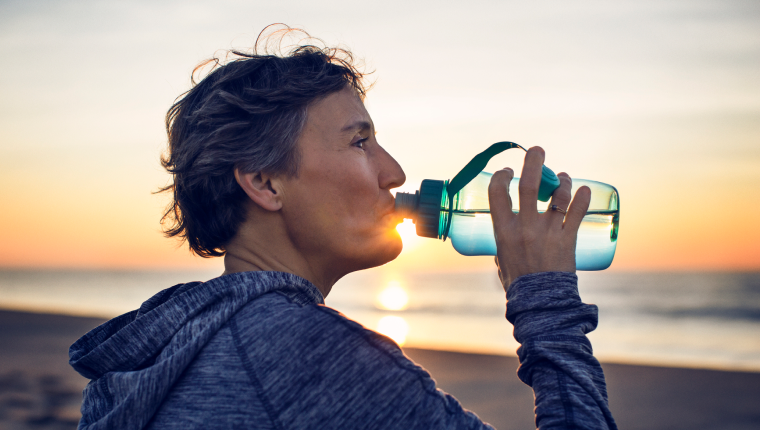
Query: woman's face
xmin=279 ymin=87 xmax=406 ymax=278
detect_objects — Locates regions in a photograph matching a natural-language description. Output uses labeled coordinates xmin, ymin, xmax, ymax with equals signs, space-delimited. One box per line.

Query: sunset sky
xmin=1 ymin=0 xmax=758 ymax=273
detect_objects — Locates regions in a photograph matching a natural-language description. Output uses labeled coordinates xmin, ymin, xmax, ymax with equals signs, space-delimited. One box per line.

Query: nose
xmin=377 ymin=144 xmax=406 ymax=190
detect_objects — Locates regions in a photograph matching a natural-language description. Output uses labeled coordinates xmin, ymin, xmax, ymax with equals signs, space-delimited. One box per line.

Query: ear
xmin=234 ymin=169 xmax=283 ymax=212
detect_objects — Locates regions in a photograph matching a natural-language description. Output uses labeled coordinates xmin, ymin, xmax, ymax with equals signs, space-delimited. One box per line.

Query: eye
xmin=352 ymin=137 xmax=369 ymax=150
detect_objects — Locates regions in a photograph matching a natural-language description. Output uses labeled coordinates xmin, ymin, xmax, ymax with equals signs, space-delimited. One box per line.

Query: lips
xmin=381 ymin=211 xmax=403 ymax=225
xmin=380 ymin=204 xmax=404 ymax=226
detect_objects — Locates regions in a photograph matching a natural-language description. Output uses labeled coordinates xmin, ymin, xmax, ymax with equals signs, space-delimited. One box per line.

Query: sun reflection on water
xmin=377 ymin=315 xmax=409 ymax=346
xmin=376 ymin=281 xmax=409 ymax=311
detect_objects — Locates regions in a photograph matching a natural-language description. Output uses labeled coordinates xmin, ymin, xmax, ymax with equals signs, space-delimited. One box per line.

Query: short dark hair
xmin=159 ymin=26 xmax=369 ymax=257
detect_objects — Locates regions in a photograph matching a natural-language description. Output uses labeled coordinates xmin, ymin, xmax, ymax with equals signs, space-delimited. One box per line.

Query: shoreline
xmin=2 ymin=309 xmax=760 ymax=429
xmin=3 ymin=304 xmax=758 ymax=375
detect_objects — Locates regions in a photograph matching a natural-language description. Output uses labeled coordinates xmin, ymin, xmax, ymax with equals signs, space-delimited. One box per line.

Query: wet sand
xmin=1 ymin=309 xmax=759 ymax=430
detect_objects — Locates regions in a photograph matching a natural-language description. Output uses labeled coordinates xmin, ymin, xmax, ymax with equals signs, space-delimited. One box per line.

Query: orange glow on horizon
xmin=2 ymin=212 xmax=760 ymax=271
xmin=1 ymin=160 xmax=759 ymax=272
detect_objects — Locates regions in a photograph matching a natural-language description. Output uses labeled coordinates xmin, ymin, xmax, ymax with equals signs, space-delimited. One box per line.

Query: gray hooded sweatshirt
xmin=69 ymin=270 xmax=616 ymax=429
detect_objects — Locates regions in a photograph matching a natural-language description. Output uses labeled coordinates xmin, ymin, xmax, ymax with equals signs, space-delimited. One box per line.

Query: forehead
xmin=306 ymin=87 xmax=372 ymax=134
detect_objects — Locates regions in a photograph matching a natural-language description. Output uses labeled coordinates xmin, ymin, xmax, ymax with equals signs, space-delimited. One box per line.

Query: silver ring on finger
xmin=550 ymin=204 xmax=567 ymax=215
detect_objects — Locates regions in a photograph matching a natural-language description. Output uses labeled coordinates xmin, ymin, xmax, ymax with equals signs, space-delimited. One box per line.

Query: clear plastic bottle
xmin=395 ymin=171 xmax=620 ymax=271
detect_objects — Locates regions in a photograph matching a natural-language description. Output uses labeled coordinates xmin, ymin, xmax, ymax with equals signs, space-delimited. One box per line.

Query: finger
xmin=488 ymin=168 xmax=515 ymax=235
xmin=564 ymin=185 xmax=591 ymax=233
xmin=518 ymin=146 xmax=545 ymax=218
xmin=494 ymin=256 xmax=505 ymax=285
xmin=547 ymin=173 xmax=572 ymax=225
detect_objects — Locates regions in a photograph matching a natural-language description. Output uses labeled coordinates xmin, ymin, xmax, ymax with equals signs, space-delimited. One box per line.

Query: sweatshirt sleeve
xmin=506 ymin=272 xmax=617 ymax=430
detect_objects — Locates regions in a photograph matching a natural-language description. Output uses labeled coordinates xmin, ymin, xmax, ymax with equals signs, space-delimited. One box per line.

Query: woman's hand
xmin=488 ymin=146 xmax=591 ymax=291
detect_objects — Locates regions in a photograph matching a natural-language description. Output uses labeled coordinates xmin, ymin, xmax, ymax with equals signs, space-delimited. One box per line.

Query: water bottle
xmin=394 ymin=142 xmax=620 ymax=271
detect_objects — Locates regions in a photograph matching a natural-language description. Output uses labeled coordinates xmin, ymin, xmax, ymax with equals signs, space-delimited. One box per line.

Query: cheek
xmin=322 ymin=168 xmax=381 ymax=220
xmin=288 ymin=156 xmax=385 ymax=237
xmin=343 ymin=184 xmax=385 ymax=231
xmin=285 ymin=175 xmax=372 ymax=236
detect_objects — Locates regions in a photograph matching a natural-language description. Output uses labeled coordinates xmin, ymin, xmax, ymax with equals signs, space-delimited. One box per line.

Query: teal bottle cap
xmin=538 ymin=165 xmax=560 ymax=202
xmin=394 ymin=180 xmax=445 ymax=239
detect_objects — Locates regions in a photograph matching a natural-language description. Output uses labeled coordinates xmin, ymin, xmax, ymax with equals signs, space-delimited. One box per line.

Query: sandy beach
xmin=1 ymin=309 xmax=759 ymax=430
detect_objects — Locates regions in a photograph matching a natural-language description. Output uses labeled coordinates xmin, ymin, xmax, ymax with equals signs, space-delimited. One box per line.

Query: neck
xmin=221 ymin=206 xmax=339 ymax=297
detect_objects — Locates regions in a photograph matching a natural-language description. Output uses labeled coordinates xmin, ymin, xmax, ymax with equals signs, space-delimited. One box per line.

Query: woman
xmin=70 ymin=28 xmax=616 ymax=430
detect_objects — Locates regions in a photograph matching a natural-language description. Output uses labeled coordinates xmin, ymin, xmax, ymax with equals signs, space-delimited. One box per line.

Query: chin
xmin=349 ymin=232 xmax=403 ymax=271
xmin=379 ymin=235 xmax=404 ymax=264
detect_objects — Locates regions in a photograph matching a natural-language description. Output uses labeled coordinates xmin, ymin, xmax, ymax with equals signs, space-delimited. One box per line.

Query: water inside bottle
xmin=447 ymin=210 xmax=618 ymax=270
xmin=443 ymin=172 xmax=619 ymax=270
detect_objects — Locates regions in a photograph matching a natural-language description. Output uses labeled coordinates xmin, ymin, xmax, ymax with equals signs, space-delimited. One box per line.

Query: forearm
xmin=507 ymin=272 xmax=617 ymax=430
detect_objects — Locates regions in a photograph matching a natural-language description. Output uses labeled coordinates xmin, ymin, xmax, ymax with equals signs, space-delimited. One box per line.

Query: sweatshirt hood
xmin=69 ymin=271 xmax=323 ymax=430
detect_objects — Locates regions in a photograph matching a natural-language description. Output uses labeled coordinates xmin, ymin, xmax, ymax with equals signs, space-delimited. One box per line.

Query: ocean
xmin=1 ymin=268 xmax=758 ymax=372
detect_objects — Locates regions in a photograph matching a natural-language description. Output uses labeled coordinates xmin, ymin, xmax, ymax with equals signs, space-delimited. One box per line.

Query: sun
xmin=396 ymin=219 xmax=424 ymax=251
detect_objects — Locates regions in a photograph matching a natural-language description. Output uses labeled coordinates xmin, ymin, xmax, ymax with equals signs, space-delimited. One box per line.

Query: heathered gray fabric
xmin=70 ymin=270 xmax=616 ymax=429
xmin=507 ymin=272 xmax=617 ymax=429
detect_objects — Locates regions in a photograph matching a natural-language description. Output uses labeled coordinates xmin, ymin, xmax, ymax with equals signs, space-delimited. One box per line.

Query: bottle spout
xmin=394 ymin=191 xmax=420 ymax=220
xmin=397 ymin=180 xmax=445 ymax=239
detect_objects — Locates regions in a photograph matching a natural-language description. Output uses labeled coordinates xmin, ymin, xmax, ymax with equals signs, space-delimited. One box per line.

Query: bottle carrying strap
xmin=442 ymin=142 xmax=559 ymax=241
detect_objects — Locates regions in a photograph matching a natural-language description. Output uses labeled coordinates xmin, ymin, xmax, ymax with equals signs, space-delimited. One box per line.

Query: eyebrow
xmin=340 ymin=120 xmax=372 ymax=133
